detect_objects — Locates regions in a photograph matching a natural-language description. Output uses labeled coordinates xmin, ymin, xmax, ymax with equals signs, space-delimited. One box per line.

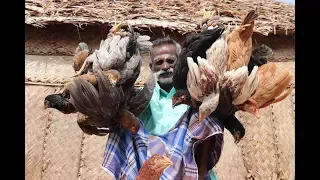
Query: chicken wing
xmin=219 ymin=66 xmax=249 ymax=101
xmin=69 ymin=70 xmax=123 ymax=126
xmin=232 ymin=65 xmax=259 ymax=105
xmin=126 ymin=74 xmax=156 ymax=117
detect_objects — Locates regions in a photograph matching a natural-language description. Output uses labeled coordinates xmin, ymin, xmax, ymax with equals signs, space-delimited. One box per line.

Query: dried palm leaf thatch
xmin=25 ymin=0 xmax=294 ymax=36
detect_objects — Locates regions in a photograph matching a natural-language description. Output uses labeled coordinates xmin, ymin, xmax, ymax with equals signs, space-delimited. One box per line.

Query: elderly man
xmin=101 ymin=37 xmax=221 ymax=180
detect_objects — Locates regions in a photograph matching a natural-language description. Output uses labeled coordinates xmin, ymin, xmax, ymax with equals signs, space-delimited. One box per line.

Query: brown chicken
xmin=72 ymin=42 xmax=90 ymax=73
xmin=236 ymin=62 xmax=294 ymax=117
xmin=135 ymin=154 xmax=173 ymax=180
xmin=70 ymin=70 xmax=140 ymax=135
xmin=227 ymin=10 xmax=258 ymax=71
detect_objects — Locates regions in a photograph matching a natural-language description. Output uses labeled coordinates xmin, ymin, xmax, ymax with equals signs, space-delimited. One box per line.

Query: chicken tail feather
xmin=241 ymin=10 xmax=258 ymax=26
xmin=260 ymin=84 xmax=294 ymax=108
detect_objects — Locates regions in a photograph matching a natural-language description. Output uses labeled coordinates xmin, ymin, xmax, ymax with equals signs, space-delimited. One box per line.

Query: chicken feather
xmin=236 ymin=62 xmax=294 ymax=117
xmin=219 ymin=66 xmax=248 ymax=100
xmin=232 ymin=65 xmax=259 ymax=105
xmin=186 ymin=56 xmax=220 ymax=122
xmin=227 ymin=10 xmax=258 ymax=71
xmin=206 ymin=26 xmax=229 ymax=77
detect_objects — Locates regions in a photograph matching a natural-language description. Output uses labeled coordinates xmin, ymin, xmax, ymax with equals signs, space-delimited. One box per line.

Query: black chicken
xmin=248 ymin=44 xmax=273 ymax=73
xmin=44 ymin=93 xmax=76 ymax=114
xmin=172 ymin=25 xmax=225 ymax=108
xmin=171 ymin=24 xmax=246 ymax=143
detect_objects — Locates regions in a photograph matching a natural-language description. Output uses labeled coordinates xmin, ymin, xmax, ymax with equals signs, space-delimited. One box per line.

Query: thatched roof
xmin=25 ymin=0 xmax=294 ymax=36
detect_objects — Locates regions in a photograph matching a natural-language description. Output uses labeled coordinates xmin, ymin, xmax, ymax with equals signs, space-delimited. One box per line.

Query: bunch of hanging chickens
xmin=44 ymin=9 xmax=293 ymax=142
xmin=44 ymin=25 xmax=155 ymax=135
xmin=171 ymin=9 xmax=293 ymax=127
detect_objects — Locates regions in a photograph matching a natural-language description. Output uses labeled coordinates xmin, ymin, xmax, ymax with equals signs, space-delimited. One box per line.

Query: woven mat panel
xmin=237 ymin=107 xmax=278 ymax=180
xmin=25 ymin=54 xmax=152 ymax=86
xmin=41 ymin=109 xmax=83 ymax=180
xmin=25 ymin=25 xmax=102 ymax=56
xmin=25 ymin=25 xmax=295 ymax=62
xmin=252 ymin=35 xmax=295 ymax=61
xmin=214 ymin=130 xmax=248 ymax=180
xmin=25 ymin=85 xmax=57 ymax=180
xmin=25 ymin=55 xmax=75 ymax=84
xmin=271 ymin=91 xmax=295 ymax=179
xmin=78 ymin=134 xmax=113 ymax=180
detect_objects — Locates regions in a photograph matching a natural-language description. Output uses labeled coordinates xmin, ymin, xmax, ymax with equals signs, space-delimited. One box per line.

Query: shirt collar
xmin=155 ymin=82 xmax=176 ymax=99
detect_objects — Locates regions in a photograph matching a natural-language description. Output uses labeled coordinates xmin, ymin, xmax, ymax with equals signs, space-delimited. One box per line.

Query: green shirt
xmin=139 ymin=83 xmax=189 ymax=136
xmin=138 ymin=83 xmax=218 ymax=180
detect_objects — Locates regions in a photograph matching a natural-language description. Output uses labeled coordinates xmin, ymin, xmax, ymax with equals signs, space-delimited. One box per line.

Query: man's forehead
xmin=152 ymin=43 xmax=177 ymax=56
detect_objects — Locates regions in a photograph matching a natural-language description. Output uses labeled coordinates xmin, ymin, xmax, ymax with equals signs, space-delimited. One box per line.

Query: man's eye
xmin=167 ymin=59 xmax=175 ymax=64
xmin=156 ymin=60 xmax=163 ymax=65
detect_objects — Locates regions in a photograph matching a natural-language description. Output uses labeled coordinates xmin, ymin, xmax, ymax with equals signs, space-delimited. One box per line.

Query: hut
xmin=25 ymin=0 xmax=295 ymax=179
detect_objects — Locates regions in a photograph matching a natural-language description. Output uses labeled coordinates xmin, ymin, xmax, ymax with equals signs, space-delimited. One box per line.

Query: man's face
xmin=150 ymin=43 xmax=177 ymax=85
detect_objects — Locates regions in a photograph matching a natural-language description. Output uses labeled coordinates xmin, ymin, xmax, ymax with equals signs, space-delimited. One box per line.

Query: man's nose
xmin=161 ymin=62 xmax=170 ymax=70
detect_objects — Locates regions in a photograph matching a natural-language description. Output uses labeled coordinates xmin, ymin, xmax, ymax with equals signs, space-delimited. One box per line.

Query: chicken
xmin=44 ymin=93 xmax=77 ymax=114
xmin=172 ymin=26 xmax=225 ymax=108
xmin=248 ymin=44 xmax=273 ymax=73
xmin=70 ymin=69 xmax=140 ymax=135
xmin=135 ymin=154 xmax=173 ymax=180
xmin=44 ymin=24 xmax=153 ymax=136
xmin=187 ymin=56 xmax=220 ymax=122
xmin=227 ymin=10 xmax=258 ymax=71
xmin=72 ymin=42 xmax=91 ymax=74
xmin=229 ymin=45 xmax=273 ymax=107
xmin=72 ymin=25 xmax=151 ymax=79
xmin=236 ymin=62 xmax=294 ymax=117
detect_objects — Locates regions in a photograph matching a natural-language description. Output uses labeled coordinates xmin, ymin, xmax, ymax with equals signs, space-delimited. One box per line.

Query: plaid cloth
xmin=101 ymin=108 xmax=224 ymax=180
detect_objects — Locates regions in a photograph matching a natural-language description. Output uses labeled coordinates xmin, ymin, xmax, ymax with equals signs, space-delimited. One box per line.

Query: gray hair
xmin=149 ymin=37 xmax=181 ymax=60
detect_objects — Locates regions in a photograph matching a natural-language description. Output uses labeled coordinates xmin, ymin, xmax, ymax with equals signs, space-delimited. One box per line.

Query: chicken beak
xmin=172 ymin=102 xmax=177 ymax=109
xmin=161 ymin=156 xmax=173 ymax=167
xmin=44 ymin=101 xmax=49 ymax=109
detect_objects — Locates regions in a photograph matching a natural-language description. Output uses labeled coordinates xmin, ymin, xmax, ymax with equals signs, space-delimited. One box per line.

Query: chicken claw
xmin=232 ymin=130 xmax=241 ymax=144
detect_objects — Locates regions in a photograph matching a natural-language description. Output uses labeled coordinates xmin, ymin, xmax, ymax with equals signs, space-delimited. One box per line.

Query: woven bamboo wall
xmin=25 ymin=52 xmax=295 ymax=180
